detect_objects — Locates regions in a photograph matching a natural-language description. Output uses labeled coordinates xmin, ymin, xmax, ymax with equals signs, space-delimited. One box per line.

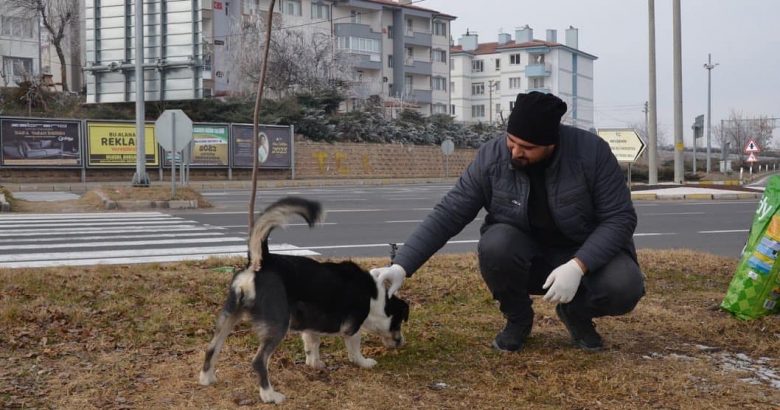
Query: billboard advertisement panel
xmin=0 ymin=118 xmax=82 ymax=167
xmin=163 ymin=123 xmax=230 ymax=168
xmin=86 ymin=121 xmax=159 ymax=167
xmin=231 ymin=124 xmax=292 ymax=169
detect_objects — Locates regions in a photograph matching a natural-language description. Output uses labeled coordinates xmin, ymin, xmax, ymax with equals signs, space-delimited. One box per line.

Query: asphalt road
xmin=172 ymin=184 xmax=759 ymax=260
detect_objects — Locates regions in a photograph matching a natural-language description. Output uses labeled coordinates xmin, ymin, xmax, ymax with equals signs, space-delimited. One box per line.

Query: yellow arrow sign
xmin=596 ymin=128 xmax=646 ymax=163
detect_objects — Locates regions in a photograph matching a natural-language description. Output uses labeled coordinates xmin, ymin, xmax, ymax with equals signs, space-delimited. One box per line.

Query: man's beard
xmin=511 ymin=158 xmax=530 ymax=168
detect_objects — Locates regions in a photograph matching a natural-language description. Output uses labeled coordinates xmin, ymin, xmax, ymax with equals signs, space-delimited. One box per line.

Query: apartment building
xmin=209 ymin=0 xmax=455 ymax=115
xmin=0 ymin=6 xmax=40 ymax=88
xmin=451 ymin=26 xmax=596 ymax=130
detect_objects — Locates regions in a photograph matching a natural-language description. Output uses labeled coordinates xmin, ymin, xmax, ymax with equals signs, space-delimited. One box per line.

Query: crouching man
xmin=372 ymin=92 xmax=645 ymax=352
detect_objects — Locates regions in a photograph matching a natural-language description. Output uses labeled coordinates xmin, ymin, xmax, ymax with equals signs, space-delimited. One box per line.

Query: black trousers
xmin=477 ymin=223 xmax=645 ymax=325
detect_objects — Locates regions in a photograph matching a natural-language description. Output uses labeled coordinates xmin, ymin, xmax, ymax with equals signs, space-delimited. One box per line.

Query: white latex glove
xmin=370 ymin=264 xmax=406 ymax=297
xmin=542 ymin=259 xmax=584 ymax=304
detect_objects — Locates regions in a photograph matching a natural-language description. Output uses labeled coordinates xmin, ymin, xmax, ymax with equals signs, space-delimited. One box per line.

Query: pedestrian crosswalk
xmin=0 ymin=212 xmax=319 ymax=268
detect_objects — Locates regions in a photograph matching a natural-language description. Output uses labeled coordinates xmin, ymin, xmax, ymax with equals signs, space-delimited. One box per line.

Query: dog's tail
xmin=248 ymin=197 xmax=323 ymax=271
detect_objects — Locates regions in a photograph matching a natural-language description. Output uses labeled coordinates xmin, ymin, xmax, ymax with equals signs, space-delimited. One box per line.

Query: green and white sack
xmin=720 ymin=175 xmax=780 ymax=320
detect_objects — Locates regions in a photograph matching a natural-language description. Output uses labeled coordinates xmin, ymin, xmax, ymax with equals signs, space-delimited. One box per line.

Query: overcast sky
xmin=423 ymin=0 xmax=780 ymax=147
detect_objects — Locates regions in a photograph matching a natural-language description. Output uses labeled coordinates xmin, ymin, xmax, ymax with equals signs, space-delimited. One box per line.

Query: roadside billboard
xmin=231 ymin=124 xmax=292 ymax=169
xmin=162 ymin=123 xmax=230 ymax=168
xmin=0 ymin=118 xmax=82 ymax=167
xmin=86 ymin=121 xmax=159 ymax=167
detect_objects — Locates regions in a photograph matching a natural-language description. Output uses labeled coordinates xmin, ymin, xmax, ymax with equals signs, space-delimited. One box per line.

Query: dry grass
xmin=98 ymin=185 xmax=209 ymax=205
xmin=1 ymin=250 xmax=779 ymax=409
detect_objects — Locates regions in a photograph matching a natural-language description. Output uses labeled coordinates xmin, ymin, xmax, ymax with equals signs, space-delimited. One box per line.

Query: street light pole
xmin=672 ymin=0 xmax=684 ymax=184
xmin=647 ymin=0 xmax=658 ymax=184
xmin=132 ymin=0 xmax=149 ymax=186
xmin=704 ymin=53 xmax=718 ymax=174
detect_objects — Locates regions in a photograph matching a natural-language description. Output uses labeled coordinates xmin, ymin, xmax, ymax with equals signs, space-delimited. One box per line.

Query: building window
xmin=509 ymin=77 xmax=521 ymax=89
xmin=311 ymin=2 xmax=330 ymax=19
xmin=532 ymin=54 xmax=545 ymax=64
xmin=433 ymin=21 xmax=447 ymax=36
xmin=472 ymin=105 xmax=485 ymax=118
xmin=471 ymin=82 xmax=485 ymax=95
xmin=496 ymin=103 xmax=502 ymax=115
xmin=432 ymin=77 xmax=447 ymax=91
xmin=337 ymin=36 xmax=381 ymax=56
xmin=510 ymin=101 xmax=515 ymax=111
xmin=387 ymin=55 xmax=393 ymax=68
xmin=387 ymin=25 xmax=393 ymax=39
xmin=433 ymin=103 xmax=447 ymax=114
xmin=450 ymin=81 xmax=454 ymax=93
xmin=495 ymin=58 xmax=501 ymax=71
xmin=406 ymin=18 xmax=413 ymax=35
xmin=350 ymin=10 xmax=361 ymax=23
xmin=3 ymin=57 xmax=33 ymax=84
xmin=492 ymin=81 xmax=500 ymax=91
xmin=405 ymin=47 xmax=413 ymax=65
xmin=1 ymin=16 xmax=34 ymax=39
xmin=471 ymin=60 xmax=483 ymax=73
xmin=404 ymin=75 xmax=413 ymax=95
xmin=450 ymin=104 xmax=456 ymax=115
xmin=510 ymin=53 xmax=521 ymax=65
xmin=432 ymin=49 xmax=447 ymax=63
xmin=532 ymin=78 xmax=545 ymax=88
xmin=283 ymin=0 xmax=302 ymax=16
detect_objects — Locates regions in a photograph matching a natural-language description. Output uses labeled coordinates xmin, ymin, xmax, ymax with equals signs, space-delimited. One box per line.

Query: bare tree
xmin=721 ymin=110 xmax=774 ymax=161
xmin=226 ymin=14 xmax=351 ymax=97
xmin=8 ymin=0 xmax=78 ymax=92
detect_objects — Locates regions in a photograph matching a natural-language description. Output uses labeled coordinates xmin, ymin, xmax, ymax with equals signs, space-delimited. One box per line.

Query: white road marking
xmin=0 ymin=225 xmax=205 ymax=236
xmin=633 ymin=232 xmax=676 ymax=237
xmin=644 ymin=212 xmax=705 ymax=216
xmin=699 ymin=229 xmax=749 ymax=234
xmin=0 ymin=232 xmax=227 ymax=244
xmin=0 ymin=237 xmax=246 ymax=251
xmin=385 ymin=220 xmax=423 ymax=223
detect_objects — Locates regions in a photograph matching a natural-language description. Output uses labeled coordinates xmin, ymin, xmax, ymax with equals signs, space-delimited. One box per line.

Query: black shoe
xmin=556 ymin=304 xmax=604 ymax=351
xmin=491 ymin=320 xmax=532 ymax=352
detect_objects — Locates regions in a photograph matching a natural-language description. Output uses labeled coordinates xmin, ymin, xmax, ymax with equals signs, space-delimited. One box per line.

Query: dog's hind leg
xmin=343 ymin=332 xmax=377 ymax=369
xmin=199 ymin=310 xmax=240 ymax=386
xmin=252 ymin=323 xmax=287 ymax=404
xmin=301 ymin=332 xmax=326 ymax=369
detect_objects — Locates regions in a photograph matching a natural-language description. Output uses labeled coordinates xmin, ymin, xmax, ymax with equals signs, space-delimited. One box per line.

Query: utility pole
xmin=672 ymin=0 xmax=684 ymax=184
xmin=132 ymin=0 xmax=149 ymax=186
xmin=704 ymin=53 xmax=718 ymax=173
xmin=647 ymin=0 xmax=658 ymax=184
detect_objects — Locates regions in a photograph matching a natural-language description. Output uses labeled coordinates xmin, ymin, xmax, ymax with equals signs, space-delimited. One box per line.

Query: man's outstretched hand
xmin=370 ymin=264 xmax=406 ymax=297
xmin=542 ymin=259 xmax=585 ymax=304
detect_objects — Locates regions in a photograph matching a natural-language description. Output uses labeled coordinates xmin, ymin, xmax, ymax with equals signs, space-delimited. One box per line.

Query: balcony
xmin=527 ymin=87 xmax=551 ymax=94
xmin=411 ymin=89 xmax=432 ymax=104
xmin=525 ymin=63 xmax=551 ymax=77
xmin=334 ymin=23 xmax=382 ymax=41
xmin=351 ymin=54 xmax=382 ymax=70
xmin=404 ymin=59 xmax=431 ymax=75
xmin=404 ymin=31 xmax=432 ymax=47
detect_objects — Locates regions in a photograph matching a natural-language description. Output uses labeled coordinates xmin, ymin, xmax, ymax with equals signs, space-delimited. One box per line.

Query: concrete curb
xmin=0 ymin=191 xmax=10 ymax=212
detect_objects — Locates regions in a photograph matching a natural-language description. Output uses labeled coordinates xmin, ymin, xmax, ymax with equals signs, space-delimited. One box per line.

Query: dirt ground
xmin=1 ymin=250 xmax=779 ymax=409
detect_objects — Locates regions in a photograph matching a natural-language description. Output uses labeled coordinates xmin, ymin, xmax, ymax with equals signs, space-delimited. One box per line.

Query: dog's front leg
xmin=343 ymin=332 xmax=377 ymax=369
xmin=301 ymin=332 xmax=326 ymax=369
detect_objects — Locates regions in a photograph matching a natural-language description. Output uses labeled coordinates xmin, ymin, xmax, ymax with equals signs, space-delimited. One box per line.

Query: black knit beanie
xmin=506 ymin=92 xmax=568 ymax=145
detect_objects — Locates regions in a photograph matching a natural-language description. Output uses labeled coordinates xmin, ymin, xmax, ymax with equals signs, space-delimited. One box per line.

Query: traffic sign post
xmin=441 ymin=139 xmax=454 ymax=178
xmin=597 ymin=128 xmax=646 ymax=187
xmin=155 ymin=110 xmax=193 ymax=198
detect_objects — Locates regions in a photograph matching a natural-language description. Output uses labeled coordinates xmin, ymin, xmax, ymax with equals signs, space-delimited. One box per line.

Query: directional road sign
xmin=745 ymin=139 xmax=760 ymax=153
xmin=155 ymin=109 xmax=193 ymax=152
xmin=596 ymin=128 xmax=646 ymax=163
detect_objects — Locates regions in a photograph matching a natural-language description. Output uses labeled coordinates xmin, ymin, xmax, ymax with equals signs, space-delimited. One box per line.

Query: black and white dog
xmin=198 ymin=197 xmax=409 ymax=404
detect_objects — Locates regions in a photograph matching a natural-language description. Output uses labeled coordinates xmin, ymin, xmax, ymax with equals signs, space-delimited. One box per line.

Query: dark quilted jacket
xmin=394 ymin=125 xmax=638 ymax=275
